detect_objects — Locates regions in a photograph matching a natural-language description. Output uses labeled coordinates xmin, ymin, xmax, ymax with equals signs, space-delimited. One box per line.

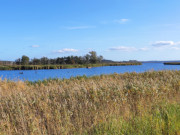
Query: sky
xmin=0 ymin=0 xmax=180 ymax=61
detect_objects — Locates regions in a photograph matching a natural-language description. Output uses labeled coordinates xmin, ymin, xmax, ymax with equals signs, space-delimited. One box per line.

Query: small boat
xmin=87 ymin=67 xmax=92 ymax=69
xmin=19 ymin=72 xmax=23 ymax=74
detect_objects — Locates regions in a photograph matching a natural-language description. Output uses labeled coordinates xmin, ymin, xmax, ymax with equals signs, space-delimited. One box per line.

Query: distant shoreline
xmin=164 ymin=62 xmax=180 ymax=65
xmin=0 ymin=62 xmax=142 ymax=71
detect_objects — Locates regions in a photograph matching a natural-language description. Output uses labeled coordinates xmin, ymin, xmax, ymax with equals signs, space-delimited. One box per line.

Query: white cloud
xmin=100 ymin=21 xmax=109 ymax=24
xmin=139 ymin=48 xmax=149 ymax=51
xmin=100 ymin=18 xmax=129 ymax=25
xmin=109 ymin=46 xmax=149 ymax=52
xmin=31 ymin=45 xmax=40 ymax=48
xmin=152 ymin=41 xmax=174 ymax=47
xmin=55 ymin=48 xmax=78 ymax=53
xmin=108 ymin=41 xmax=180 ymax=53
xmin=151 ymin=41 xmax=180 ymax=50
xmin=109 ymin=46 xmax=137 ymax=52
xmin=171 ymin=47 xmax=180 ymax=50
xmin=65 ymin=26 xmax=95 ymax=30
xmin=114 ymin=19 xmax=129 ymax=24
xmin=175 ymin=42 xmax=180 ymax=45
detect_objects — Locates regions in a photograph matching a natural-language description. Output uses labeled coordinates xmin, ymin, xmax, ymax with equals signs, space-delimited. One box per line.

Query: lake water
xmin=0 ymin=63 xmax=180 ymax=81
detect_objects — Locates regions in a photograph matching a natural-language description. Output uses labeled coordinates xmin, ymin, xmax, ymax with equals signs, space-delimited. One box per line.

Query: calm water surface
xmin=0 ymin=63 xmax=180 ymax=81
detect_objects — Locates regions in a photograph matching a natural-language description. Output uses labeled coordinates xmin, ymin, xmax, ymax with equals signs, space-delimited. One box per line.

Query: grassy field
xmin=0 ymin=70 xmax=180 ymax=134
xmin=0 ymin=62 xmax=142 ymax=70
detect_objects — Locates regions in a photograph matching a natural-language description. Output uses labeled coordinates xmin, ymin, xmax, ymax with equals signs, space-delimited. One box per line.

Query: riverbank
xmin=0 ymin=62 xmax=142 ymax=70
xmin=0 ymin=70 xmax=179 ymax=134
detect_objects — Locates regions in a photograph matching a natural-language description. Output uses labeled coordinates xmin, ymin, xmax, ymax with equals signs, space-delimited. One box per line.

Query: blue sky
xmin=0 ymin=0 xmax=180 ymax=61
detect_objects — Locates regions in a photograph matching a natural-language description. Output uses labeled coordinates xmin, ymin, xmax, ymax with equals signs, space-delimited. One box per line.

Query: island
xmin=0 ymin=51 xmax=141 ymax=70
xmin=164 ymin=62 xmax=180 ymax=65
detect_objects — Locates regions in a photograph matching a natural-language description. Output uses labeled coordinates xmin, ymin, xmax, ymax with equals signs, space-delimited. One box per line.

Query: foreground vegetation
xmin=0 ymin=62 xmax=142 ymax=70
xmin=0 ymin=70 xmax=180 ymax=134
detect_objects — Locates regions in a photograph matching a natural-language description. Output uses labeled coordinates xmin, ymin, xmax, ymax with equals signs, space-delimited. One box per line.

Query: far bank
xmin=0 ymin=62 xmax=142 ymax=70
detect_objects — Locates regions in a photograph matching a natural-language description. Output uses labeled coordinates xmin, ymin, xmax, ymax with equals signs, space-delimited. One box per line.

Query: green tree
xmin=89 ymin=51 xmax=98 ymax=64
xmin=32 ymin=58 xmax=41 ymax=65
xmin=84 ymin=54 xmax=90 ymax=64
xmin=15 ymin=58 xmax=21 ymax=65
xmin=98 ymin=55 xmax=103 ymax=63
xmin=40 ymin=57 xmax=49 ymax=65
xmin=21 ymin=55 xmax=29 ymax=65
xmin=56 ymin=57 xmax=65 ymax=64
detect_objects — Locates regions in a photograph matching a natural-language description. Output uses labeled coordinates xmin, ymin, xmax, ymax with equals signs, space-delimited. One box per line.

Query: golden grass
xmin=0 ymin=70 xmax=179 ymax=134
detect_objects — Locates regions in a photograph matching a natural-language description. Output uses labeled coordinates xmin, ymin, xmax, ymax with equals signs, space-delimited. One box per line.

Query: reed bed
xmin=0 ymin=70 xmax=179 ymax=135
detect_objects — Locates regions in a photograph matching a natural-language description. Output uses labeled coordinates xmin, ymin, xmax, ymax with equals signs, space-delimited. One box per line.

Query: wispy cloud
xmin=139 ymin=47 xmax=149 ymax=51
xmin=113 ymin=19 xmax=129 ymax=24
xmin=152 ymin=41 xmax=174 ymax=47
xmin=55 ymin=48 xmax=78 ymax=53
xmin=175 ymin=42 xmax=180 ymax=45
xmin=64 ymin=26 xmax=95 ymax=30
xmin=109 ymin=46 xmax=137 ymax=52
xmin=100 ymin=18 xmax=129 ymax=25
xmin=108 ymin=41 xmax=180 ymax=53
xmin=100 ymin=21 xmax=109 ymax=24
xmin=171 ymin=47 xmax=180 ymax=50
xmin=109 ymin=46 xmax=149 ymax=52
xmin=152 ymin=41 xmax=180 ymax=50
xmin=31 ymin=45 xmax=40 ymax=48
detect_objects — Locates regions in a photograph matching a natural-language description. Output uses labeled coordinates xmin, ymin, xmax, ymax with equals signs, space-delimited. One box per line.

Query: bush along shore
xmin=0 ymin=70 xmax=180 ymax=134
xmin=0 ymin=62 xmax=142 ymax=70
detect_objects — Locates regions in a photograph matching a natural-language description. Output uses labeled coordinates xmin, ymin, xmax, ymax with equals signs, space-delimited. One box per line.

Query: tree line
xmin=15 ymin=51 xmax=103 ymax=65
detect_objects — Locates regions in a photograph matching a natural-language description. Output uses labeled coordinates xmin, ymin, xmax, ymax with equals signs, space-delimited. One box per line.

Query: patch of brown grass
xmin=0 ymin=70 xmax=179 ymax=134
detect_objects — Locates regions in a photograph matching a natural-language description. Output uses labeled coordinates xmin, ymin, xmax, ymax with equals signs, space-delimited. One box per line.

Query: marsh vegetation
xmin=0 ymin=70 xmax=179 ymax=134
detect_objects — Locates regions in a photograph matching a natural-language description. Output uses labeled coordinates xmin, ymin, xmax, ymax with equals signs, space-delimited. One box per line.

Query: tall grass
xmin=0 ymin=70 xmax=179 ymax=134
